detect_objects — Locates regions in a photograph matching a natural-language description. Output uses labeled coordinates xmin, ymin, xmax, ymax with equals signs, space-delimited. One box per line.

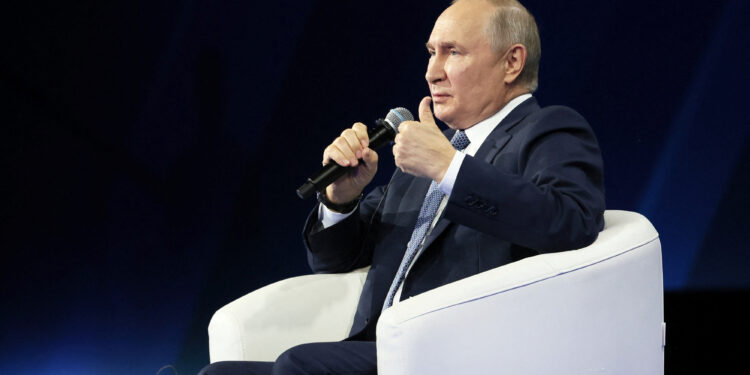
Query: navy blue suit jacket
xmin=303 ymin=97 xmax=606 ymax=340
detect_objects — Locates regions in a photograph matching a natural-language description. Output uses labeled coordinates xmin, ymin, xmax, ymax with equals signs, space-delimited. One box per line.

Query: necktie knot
xmin=451 ymin=130 xmax=470 ymax=151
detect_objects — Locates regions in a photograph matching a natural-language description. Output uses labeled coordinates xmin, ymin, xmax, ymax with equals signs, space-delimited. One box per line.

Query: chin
xmin=433 ymin=108 xmax=454 ymax=126
xmin=434 ymin=112 xmax=466 ymax=130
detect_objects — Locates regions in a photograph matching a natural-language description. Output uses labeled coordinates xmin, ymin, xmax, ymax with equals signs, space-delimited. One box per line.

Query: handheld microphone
xmin=296 ymin=107 xmax=414 ymax=199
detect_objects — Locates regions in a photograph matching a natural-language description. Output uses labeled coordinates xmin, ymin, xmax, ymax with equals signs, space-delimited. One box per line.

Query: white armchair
xmin=208 ymin=210 xmax=664 ymax=374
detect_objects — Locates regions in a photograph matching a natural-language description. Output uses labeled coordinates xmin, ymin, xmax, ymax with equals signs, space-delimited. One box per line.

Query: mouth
xmin=431 ymin=93 xmax=451 ymax=104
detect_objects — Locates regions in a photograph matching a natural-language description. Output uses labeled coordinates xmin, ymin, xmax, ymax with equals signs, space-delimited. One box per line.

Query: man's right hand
xmin=322 ymin=122 xmax=379 ymax=205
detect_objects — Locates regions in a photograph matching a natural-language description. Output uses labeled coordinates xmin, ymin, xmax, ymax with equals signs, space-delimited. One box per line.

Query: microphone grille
xmin=384 ymin=107 xmax=414 ymax=132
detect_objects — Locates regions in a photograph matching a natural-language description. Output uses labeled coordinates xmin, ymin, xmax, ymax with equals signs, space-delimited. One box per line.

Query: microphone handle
xmin=296 ymin=119 xmax=394 ymax=199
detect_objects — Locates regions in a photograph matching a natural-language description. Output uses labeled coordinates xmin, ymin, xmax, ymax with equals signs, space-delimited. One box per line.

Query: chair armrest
xmin=376 ymin=210 xmax=664 ymax=375
xmin=209 ymin=267 xmax=369 ymax=362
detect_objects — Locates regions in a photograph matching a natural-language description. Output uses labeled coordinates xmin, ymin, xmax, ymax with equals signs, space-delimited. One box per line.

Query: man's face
xmin=426 ymin=1 xmax=509 ymax=129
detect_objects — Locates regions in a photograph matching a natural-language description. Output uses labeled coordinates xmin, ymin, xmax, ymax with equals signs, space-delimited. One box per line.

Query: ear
xmin=503 ymin=44 xmax=527 ymax=85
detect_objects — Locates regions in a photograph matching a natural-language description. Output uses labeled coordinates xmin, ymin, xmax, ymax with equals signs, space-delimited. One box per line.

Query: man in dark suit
xmin=200 ymin=0 xmax=604 ymax=373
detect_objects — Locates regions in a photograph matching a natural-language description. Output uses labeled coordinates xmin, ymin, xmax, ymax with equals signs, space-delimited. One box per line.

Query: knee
xmin=197 ymin=361 xmax=224 ymax=375
xmin=198 ymin=361 xmax=271 ymax=375
xmin=274 ymin=344 xmax=314 ymax=375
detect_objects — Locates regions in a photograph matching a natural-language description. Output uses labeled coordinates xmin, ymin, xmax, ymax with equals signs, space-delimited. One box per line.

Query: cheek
xmin=446 ymin=63 xmax=484 ymax=100
xmin=451 ymin=69 xmax=484 ymax=108
xmin=445 ymin=64 xmax=469 ymax=91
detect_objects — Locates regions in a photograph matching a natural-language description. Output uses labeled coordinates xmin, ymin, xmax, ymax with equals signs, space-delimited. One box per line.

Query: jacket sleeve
xmin=302 ymin=185 xmax=386 ymax=273
xmin=444 ymin=106 xmax=606 ymax=252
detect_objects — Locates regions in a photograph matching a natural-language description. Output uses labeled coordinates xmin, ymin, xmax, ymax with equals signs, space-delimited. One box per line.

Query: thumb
xmin=418 ymin=96 xmax=437 ymax=126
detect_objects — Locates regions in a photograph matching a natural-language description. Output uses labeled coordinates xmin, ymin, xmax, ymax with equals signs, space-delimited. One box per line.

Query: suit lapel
xmin=475 ymin=97 xmax=539 ymax=162
xmin=423 ymin=216 xmax=451 ymax=250
xmin=420 ymin=97 xmax=540 ymax=250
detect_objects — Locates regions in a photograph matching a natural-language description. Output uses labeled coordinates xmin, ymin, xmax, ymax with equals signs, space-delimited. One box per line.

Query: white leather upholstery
xmin=208 ymin=267 xmax=369 ymax=362
xmin=377 ymin=210 xmax=664 ymax=374
xmin=208 ymin=210 xmax=664 ymax=374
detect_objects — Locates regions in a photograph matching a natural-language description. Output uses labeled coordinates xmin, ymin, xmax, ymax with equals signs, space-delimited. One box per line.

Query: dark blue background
xmin=2 ymin=1 xmax=748 ymax=374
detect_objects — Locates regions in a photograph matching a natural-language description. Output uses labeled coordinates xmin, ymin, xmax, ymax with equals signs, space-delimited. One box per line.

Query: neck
xmin=502 ymin=85 xmax=530 ymax=107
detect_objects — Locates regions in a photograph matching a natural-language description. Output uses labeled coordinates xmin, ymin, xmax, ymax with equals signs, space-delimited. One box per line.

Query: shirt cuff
xmin=318 ymin=203 xmax=356 ymax=229
xmin=438 ymin=151 xmax=466 ymax=196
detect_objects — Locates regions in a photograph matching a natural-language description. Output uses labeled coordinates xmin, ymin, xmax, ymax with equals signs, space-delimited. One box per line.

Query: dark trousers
xmin=198 ymin=341 xmax=377 ymax=375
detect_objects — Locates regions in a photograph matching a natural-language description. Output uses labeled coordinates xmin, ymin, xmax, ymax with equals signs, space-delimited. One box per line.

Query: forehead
xmin=427 ymin=1 xmax=493 ymax=47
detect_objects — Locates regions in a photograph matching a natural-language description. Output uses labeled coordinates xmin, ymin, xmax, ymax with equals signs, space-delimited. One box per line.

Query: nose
xmin=425 ymin=55 xmax=446 ymax=84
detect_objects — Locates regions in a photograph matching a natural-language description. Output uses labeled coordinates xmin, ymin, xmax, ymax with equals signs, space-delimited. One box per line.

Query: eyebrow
xmin=426 ymin=40 xmax=460 ymax=50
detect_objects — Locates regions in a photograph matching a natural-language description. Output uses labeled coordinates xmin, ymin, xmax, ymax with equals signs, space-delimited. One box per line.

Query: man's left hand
xmin=393 ymin=96 xmax=457 ymax=182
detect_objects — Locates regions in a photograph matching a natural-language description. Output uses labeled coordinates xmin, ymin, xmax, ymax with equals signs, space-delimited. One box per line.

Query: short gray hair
xmin=453 ymin=0 xmax=541 ymax=92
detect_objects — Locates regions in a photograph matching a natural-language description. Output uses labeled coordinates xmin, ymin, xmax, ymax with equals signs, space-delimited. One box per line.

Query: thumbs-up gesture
xmin=393 ymin=96 xmax=457 ymax=182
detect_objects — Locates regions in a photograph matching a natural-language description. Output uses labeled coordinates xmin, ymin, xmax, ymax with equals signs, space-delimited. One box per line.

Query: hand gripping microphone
xmin=296 ymin=107 xmax=414 ymax=199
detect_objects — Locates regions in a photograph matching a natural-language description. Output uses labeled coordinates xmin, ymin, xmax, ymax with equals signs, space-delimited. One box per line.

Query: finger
xmin=322 ymin=146 xmax=336 ymax=166
xmin=323 ymin=145 xmax=350 ymax=166
xmin=393 ymin=151 xmax=402 ymax=171
xmin=323 ymin=146 xmax=331 ymax=165
xmin=340 ymin=129 xmax=364 ymax=161
xmin=353 ymin=123 xmax=369 ymax=148
xmin=392 ymin=143 xmax=403 ymax=166
xmin=396 ymin=122 xmax=414 ymax=138
xmin=418 ymin=96 xmax=436 ymax=126
xmin=362 ymin=147 xmax=378 ymax=165
xmin=332 ymin=138 xmax=357 ymax=166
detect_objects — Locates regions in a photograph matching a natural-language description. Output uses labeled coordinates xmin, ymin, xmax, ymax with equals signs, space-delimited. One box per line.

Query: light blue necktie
xmin=382 ymin=130 xmax=471 ymax=310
